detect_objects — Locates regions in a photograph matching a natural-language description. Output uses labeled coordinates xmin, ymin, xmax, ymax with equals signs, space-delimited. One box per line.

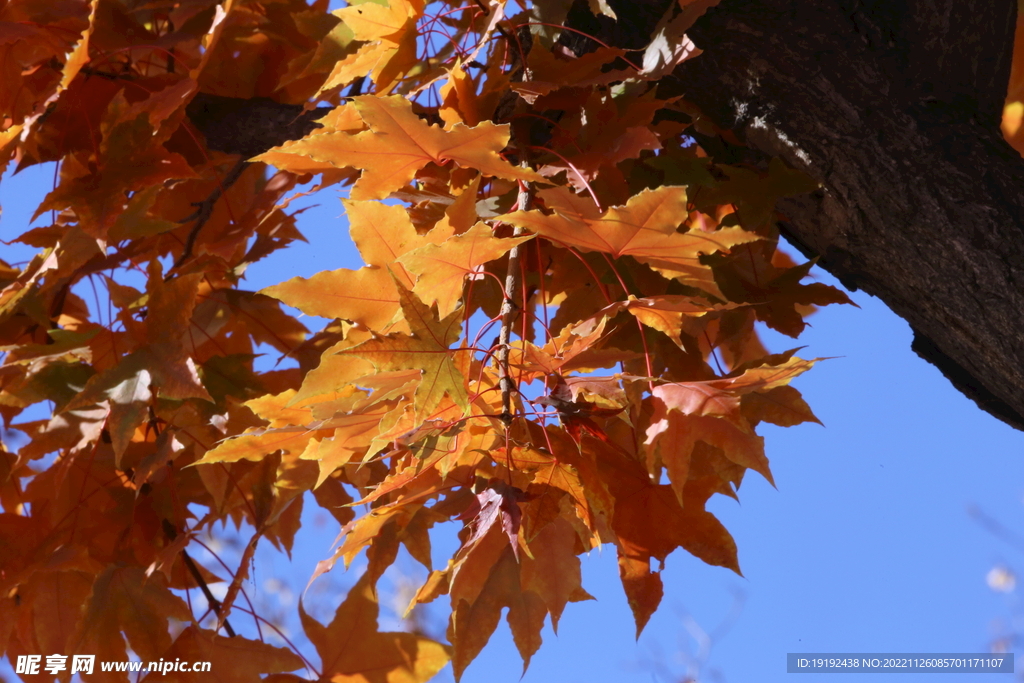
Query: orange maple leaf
xmin=158 ymin=627 xmax=303 ymax=683
xmin=70 ymin=567 xmax=192 ymax=675
xmin=492 ymin=445 xmax=594 ymax=541
xmin=593 ymin=440 xmax=740 ymax=636
xmin=301 ymin=573 xmax=451 ymax=683
xmin=418 ymin=494 xmax=592 ymax=678
xmin=644 ymin=357 xmax=817 ymax=501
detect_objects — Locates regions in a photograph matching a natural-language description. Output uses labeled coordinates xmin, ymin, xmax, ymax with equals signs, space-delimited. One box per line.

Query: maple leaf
xmin=343 ymin=281 xmax=470 ymax=421
xmin=70 ymin=566 xmax=192 ymax=677
xmin=519 ymin=516 xmax=594 ymax=632
xmin=446 ymin=526 xmax=541 ymax=679
xmin=7 ymin=566 xmax=94 ymax=663
xmin=710 ymin=249 xmax=855 ymax=337
xmin=439 ymin=61 xmax=484 ymax=127
xmin=158 ymin=627 xmax=303 ymax=683
xmin=105 ymin=366 xmax=152 ymax=464
xmin=263 ymin=266 xmax=402 ymax=332
xmin=502 ymin=186 xmax=760 ymax=296
xmin=301 ymin=572 xmax=451 ymax=683
xmin=347 ymin=199 xmax=433 ymax=272
xmin=337 ymin=0 xmax=416 ymax=44
xmin=399 ymin=222 xmax=533 ymax=317
xmin=742 ymin=385 xmax=821 ymax=427
xmin=303 ymin=405 xmax=397 ymax=487
xmin=36 ymin=88 xmax=198 ymax=238
xmin=654 ymin=355 xmax=816 ymax=422
xmin=355 ymin=423 xmax=495 ymax=507
xmin=261 ymin=198 xmax=480 ymax=333
xmin=645 ymin=407 xmax=768 ymax=504
xmin=458 ymin=480 xmax=526 ymax=559
xmin=252 ymin=95 xmax=543 ymax=200
xmin=319 ymin=0 xmax=423 ymax=92
xmin=750 ymin=260 xmax=856 ymax=337
xmin=644 ymin=356 xmax=817 ymax=502
xmin=585 ymin=294 xmax=738 ymax=346
xmin=534 ymin=89 xmax=667 ymax=191
xmin=437 ymin=501 xmax=593 ymax=678
xmin=0 ymin=2 xmax=90 ymax=127
xmin=534 ymin=375 xmax=624 ymax=445
xmin=640 ymin=0 xmax=713 ymax=80
xmin=512 ymin=47 xmax=632 ymax=103
xmin=195 ymin=427 xmax=332 ymax=466
xmin=698 ymin=157 xmax=820 ymax=228
xmin=589 ymin=0 xmax=618 ymax=19
xmin=491 ymin=445 xmax=594 ymax=541
xmin=61 ymin=266 xmax=214 ymax=462
xmin=509 ymin=311 xmax=641 ymax=378
xmin=593 ymin=441 xmax=740 ymax=636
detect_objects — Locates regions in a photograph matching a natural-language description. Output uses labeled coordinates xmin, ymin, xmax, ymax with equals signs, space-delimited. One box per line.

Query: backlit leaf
xmin=253 ymin=96 xmax=543 ymax=200
xmin=301 ymin=573 xmax=451 ymax=683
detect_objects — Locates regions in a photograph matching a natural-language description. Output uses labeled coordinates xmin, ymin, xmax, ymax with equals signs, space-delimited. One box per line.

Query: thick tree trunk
xmin=667 ymin=0 xmax=1024 ymax=429
xmin=188 ymin=0 xmax=1024 ymax=429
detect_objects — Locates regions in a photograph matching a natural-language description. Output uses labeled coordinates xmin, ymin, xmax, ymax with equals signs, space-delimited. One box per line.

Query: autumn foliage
xmin=0 ymin=0 xmax=854 ymax=680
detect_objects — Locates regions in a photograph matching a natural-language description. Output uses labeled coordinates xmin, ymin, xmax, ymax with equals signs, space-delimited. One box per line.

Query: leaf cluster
xmin=0 ymin=0 xmax=851 ymax=680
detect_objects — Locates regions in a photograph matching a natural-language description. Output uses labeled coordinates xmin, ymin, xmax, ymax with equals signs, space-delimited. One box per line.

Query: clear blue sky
xmin=4 ymin=136 xmax=1024 ymax=683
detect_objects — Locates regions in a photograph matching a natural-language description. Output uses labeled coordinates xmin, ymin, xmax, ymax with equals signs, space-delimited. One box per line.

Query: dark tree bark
xmin=667 ymin=0 xmax=1024 ymax=430
xmin=186 ymin=93 xmax=329 ymax=159
xmin=187 ymin=0 xmax=1024 ymax=430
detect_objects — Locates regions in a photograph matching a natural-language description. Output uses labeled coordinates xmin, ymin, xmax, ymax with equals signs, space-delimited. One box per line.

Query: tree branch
xmin=186 ymin=93 xmax=331 ymax=159
xmin=162 ymin=519 xmax=237 ymax=637
xmin=170 ymin=158 xmax=249 ymax=274
xmin=663 ymin=0 xmax=1024 ymax=429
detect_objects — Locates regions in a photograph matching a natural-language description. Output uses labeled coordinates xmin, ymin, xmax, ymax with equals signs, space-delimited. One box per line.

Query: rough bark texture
xmin=186 ymin=93 xmax=330 ymax=159
xmin=668 ymin=0 xmax=1024 ymax=429
xmin=185 ymin=0 xmax=1024 ymax=430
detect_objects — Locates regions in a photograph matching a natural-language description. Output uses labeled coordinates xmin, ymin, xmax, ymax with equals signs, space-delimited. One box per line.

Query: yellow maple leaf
xmin=399 ymin=222 xmax=533 ymax=317
xmin=336 ymin=0 xmax=416 ymax=42
xmin=439 ymin=61 xmax=483 ymax=128
xmin=253 ymin=95 xmax=543 ymax=200
xmin=332 ymin=0 xmax=423 ymax=91
xmin=346 ymin=199 xmax=430 ymax=289
xmin=502 ymin=186 xmax=760 ymax=297
xmin=343 ymin=282 xmax=470 ymax=422
xmin=262 ymin=267 xmax=401 ymax=332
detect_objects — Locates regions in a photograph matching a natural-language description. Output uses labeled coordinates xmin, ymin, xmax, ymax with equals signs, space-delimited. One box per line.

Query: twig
xmin=182 ymin=550 xmax=238 ymax=637
xmin=497 ymin=176 xmax=532 ymax=425
xmin=169 ymin=158 xmax=249 ymax=275
xmin=495 ymin=20 xmax=535 ymax=425
xmin=216 ymin=529 xmax=262 ymax=633
xmin=162 ymin=519 xmax=237 ymax=637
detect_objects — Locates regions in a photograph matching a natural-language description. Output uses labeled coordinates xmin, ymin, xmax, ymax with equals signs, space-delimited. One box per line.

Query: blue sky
xmin=4 ymin=144 xmax=1024 ymax=683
